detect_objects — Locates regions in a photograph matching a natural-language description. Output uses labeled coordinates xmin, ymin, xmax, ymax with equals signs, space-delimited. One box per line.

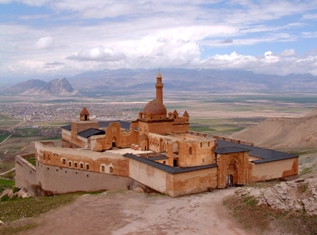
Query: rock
xmin=134 ymin=187 xmax=144 ymax=193
xmin=295 ymin=178 xmax=305 ymax=183
xmin=0 ymin=220 xmax=5 ymax=226
xmin=17 ymin=188 xmax=31 ymax=198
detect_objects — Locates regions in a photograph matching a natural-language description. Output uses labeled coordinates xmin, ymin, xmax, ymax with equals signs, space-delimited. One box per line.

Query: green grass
xmin=0 ymin=193 xmax=79 ymax=223
xmin=0 ymin=133 xmax=11 ymax=143
xmin=0 ymin=179 xmax=14 ymax=187
xmin=26 ymin=157 xmax=36 ymax=166
xmin=0 ymin=178 xmax=15 ymax=194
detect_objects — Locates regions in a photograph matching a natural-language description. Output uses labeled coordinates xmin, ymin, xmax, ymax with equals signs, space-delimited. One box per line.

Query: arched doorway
xmin=226 ymin=158 xmax=238 ymax=187
xmin=226 ymin=174 xmax=234 ymax=187
xmin=112 ymin=137 xmax=117 ymax=147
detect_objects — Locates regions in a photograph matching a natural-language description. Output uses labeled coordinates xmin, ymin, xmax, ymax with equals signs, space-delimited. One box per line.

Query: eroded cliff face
xmin=235 ymin=178 xmax=317 ymax=215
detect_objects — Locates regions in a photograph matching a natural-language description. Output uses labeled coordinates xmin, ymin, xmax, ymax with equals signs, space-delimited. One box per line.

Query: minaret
xmin=155 ymin=71 xmax=164 ymax=103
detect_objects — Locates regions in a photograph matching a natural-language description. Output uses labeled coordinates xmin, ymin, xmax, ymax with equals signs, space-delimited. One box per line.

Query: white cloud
xmin=36 ymin=36 xmax=54 ymax=49
xmin=67 ymin=46 xmax=126 ymax=62
xmin=280 ymin=49 xmax=296 ymax=57
xmin=1 ymin=0 xmax=317 ymax=82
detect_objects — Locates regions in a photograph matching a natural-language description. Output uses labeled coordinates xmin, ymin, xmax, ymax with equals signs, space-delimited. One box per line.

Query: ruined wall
xmin=251 ymin=158 xmax=298 ymax=182
xmin=129 ymin=158 xmax=168 ymax=194
xmin=167 ymin=167 xmax=218 ymax=197
xmin=15 ymin=155 xmax=37 ymax=195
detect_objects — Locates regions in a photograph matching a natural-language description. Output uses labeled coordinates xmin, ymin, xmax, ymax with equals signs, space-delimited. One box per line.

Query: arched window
xmin=173 ymin=143 xmax=179 ymax=155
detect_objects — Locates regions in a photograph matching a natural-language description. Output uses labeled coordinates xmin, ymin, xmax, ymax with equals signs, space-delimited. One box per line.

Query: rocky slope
xmin=231 ymin=107 xmax=317 ymax=151
xmin=6 ymin=78 xmax=79 ymax=96
xmin=236 ymin=178 xmax=317 ymax=216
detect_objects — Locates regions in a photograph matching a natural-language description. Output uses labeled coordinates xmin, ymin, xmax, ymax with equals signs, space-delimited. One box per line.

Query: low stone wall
xmin=35 ymin=161 xmax=129 ymax=195
xmin=16 ymin=154 xmax=129 ymax=196
xmin=251 ymin=158 xmax=298 ymax=182
xmin=15 ymin=155 xmax=37 ymax=195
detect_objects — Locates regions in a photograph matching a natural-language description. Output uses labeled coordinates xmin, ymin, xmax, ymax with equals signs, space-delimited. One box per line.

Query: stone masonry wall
xmin=15 ymin=155 xmax=37 ymax=195
xmin=251 ymin=158 xmax=298 ymax=182
xmin=168 ymin=167 xmax=218 ymax=197
xmin=35 ymin=161 xmax=129 ymax=195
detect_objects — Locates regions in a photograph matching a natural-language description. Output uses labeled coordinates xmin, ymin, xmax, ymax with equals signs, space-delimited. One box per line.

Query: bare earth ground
xmin=16 ymin=188 xmax=256 ymax=235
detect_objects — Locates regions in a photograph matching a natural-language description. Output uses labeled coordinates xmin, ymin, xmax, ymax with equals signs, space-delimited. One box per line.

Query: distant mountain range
xmin=4 ymin=78 xmax=79 ymax=96
xmin=67 ymin=68 xmax=317 ymax=95
xmin=2 ymin=68 xmax=317 ymax=96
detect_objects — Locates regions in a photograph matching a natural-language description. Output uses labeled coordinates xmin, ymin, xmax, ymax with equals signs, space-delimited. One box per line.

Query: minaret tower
xmin=155 ymin=70 xmax=164 ymax=104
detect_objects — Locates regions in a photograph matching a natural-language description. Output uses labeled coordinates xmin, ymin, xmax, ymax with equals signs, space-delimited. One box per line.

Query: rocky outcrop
xmin=6 ymin=78 xmax=79 ymax=96
xmin=236 ymin=178 xmax=317 ymax=215
xmin=0 ymin=188 xmax=32 ymax=200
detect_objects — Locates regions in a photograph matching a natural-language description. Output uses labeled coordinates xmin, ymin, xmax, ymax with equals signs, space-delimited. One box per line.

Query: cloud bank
xmin=0 ymin=0 xmax=317 ymax=83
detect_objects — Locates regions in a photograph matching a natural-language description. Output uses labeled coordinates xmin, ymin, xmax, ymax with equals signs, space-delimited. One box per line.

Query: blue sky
xmin=0 ymin=0 xmax=317 ymax=84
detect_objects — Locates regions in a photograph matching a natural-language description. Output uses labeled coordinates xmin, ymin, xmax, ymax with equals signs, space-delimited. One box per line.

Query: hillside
xmin=231 ymin=107 xmax=317 ymax=151
xmin=6 ymin=78 xmax=79 ymax=96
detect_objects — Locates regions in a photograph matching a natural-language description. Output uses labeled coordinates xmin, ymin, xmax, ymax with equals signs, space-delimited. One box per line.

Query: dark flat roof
xmin=124 ymin=153 xmax=217 ymax=174
xmin=78 ymin=128 xmax=105 ymax=138
xmin=214 ymin=146 xmax=250 ymax=154
xmin=216 ymin=140 xmax=298 ymax=164
xmin=99 ymin=120 xmax=131 ymax=130
xmin=61 ymin=125 xmax=71 ymax=131
xmin=147 ymin=155 xmax=169 ymax=161
xmin=61 ymin=120 xmax=131 ymax=132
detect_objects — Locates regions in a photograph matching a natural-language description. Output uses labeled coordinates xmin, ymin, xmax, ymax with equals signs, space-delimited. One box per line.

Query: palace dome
xmin=143 ymin=100 xmax=167 ymax=116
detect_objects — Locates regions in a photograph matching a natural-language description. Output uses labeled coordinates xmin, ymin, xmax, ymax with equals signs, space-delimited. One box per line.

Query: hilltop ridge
xmin=231 ymin=107 xmax=317 ymax=151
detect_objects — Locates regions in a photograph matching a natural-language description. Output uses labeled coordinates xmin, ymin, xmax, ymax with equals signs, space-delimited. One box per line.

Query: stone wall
xmin=35 ymin=141 xmax=129 ymax=177
xmin=90 ymin=122 xmax=139 ymax=151
xmin=129 ymin=158 xmax=168 ymax=193
xmin=251 ymin=158 xmax=298 ymax=182
xmin=168 ymin=168 xmax=218 ymax=197
xmin=16 ymin=153 xmax=129 ymax=196
xmin=35 ymin=161 xmax=128 ymax=195
xmin=15 ymin=155 xmax=37 ymax=195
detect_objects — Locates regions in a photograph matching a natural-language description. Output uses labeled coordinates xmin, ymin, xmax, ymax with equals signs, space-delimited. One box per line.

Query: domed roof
xmin=143 ymin=100 xmax=167 ymax=116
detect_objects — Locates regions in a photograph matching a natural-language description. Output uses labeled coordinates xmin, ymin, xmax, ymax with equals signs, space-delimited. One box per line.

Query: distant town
xmin=0 ymin=101 xmax=146 ymax=124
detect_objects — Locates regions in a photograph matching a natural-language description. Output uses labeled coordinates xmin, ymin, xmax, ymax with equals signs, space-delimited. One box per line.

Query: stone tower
xmin=155 ymin=71 xmax=164 ymax=104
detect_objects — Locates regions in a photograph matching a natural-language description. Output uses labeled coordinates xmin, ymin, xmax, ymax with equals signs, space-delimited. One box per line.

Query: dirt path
xmin=18 ymin=188 xmax=257 ymax=235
